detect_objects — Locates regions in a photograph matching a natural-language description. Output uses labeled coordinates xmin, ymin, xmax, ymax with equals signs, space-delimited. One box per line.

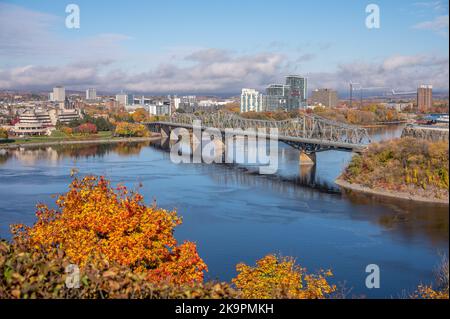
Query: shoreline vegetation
xmin=238 ymin=104 xmax=407 ymax=126
xmin=0 ymin=135 xmax=160 ymax=149
xmin=0 ymin=120 xmax=160 ymax=149
xmin=335 ymin=178 xmax=449 ymax=204
xmin=337 ymin=137 xmax=449 ymax=204
xmin=1 ymin=175 xmax=448 ymax=299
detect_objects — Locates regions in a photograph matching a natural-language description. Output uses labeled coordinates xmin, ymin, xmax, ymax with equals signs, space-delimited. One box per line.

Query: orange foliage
xmin=132 ymin=108 xmax=150 ymax=123
xmin=232 ymin=254 xmax=336 ymax=299
xmin=11 ymin=176 xmax=207 ymax=285
xmin=414 ymin=285 xmax=449 ymax=299
xmin=60 ymin=126 xmax=73 ymax=135
xmin=115 ymin=121 xmax=150 ymax=137
xmin=223 ymin=102 xmax=240 ymax=113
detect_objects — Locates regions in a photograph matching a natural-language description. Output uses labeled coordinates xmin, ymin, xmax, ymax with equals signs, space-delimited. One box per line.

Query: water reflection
xmin=342 ymin=190 xmax=449 ymax=246
xmin=0 ymin=142 xmax=150 ymax=164
xmin=165 ymin=153 xmax=447 ymax=246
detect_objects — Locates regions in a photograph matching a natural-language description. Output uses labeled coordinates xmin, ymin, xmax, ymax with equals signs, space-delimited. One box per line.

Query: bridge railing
xmin=166 ymin=112 xmax=371 ymax=146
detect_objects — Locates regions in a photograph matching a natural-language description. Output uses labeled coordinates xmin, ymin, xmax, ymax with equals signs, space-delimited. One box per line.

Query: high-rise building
xmin=285 ymin=75 xmax=307 ymax=109
xmin=417 ymin=85 xmax=433 ymax=112
xmin=52 ymin=86 xmax=65 ymax=102
xmin=240 ymin=89 xmax=265 ymax=112
xmin=311 ymin=88 xmax=339 ymax=107
xmin=86 ymin=88 xmax=97 ymax=101
xmin=116 ymin=93 xmax=128 ymax=106
xmin=127 ymin=94 xmax=134 ymax=106
xmin=265 ymin=84 xmax=289 ymax=111
xmin=172 ymin=96 xmax=181 ymax=110
xmin=239 ymin=74 xmax=308 ymax=113
xmin=176 ymin=96 xmax=198 ymax=112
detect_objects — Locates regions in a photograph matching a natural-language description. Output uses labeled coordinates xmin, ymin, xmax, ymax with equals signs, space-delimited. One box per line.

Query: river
xmin=0 ymin=125 xmax=448 ymax=298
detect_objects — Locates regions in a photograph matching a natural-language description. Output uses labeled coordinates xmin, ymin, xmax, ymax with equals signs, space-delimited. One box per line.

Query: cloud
xmin=0 ymin=61 xmax=109 ymax=89
xmin=413 ymin=15 xmax=449 ymax=35
xmin=382 ymin=54 xmax=448 ymax=70
xmin=0 ymin=50 xmax=288 ymax=93
xmin=1 ymin=52 xmax=448 ymax=94
xmin=0 ymin=2 xmax=59 ymax=57
xmin=185 ymin=48 xmax=231 ymax=63
xmin=306 ymin=54 xmax=449 ymax=92
xmin=0 ymin=3 xmax=130 ymax=63
xmin=413 ymin=1 xmax=448 ymax=12
xmin=115 ymin=51 xmax=287 ymax=93
xmin=0 ymin=3 xmax=448 ymax=95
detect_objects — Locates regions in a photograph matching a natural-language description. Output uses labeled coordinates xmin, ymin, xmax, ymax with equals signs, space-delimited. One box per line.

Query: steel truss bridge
xmin=145 ymin=112 xmax=371 ymax=154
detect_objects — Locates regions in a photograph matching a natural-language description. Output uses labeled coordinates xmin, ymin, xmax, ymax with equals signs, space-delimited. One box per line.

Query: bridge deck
xmin=146 ymin=121 xmax=368 ymax=153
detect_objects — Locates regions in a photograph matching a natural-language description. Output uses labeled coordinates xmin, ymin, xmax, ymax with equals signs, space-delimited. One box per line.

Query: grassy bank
xmin=0 ymin=131 xmax=113 ymax=145
xmin=0 ymin=132 xmax=160 ymax=149
xmin=338 ymin=137 xmax=449 ymax=203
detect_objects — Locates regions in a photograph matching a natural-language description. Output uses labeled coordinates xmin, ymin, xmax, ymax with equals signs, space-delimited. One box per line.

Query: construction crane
xmin=391 ymin=89 xmax=416 ymax=96
xmin=349 ymin=82 xmax=389 ymax=108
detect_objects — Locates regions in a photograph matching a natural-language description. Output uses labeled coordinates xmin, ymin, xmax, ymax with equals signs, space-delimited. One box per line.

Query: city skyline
xmin=0 ymin=0 xmax=449 ymax=95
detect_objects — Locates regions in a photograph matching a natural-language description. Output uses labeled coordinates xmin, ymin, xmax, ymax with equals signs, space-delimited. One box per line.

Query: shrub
xmin=0 ymin=128 xmax=8 ymax=139
xmin=60 ymin=126 xmax=73 ymax=136
xmin=74 ymin=123 xmax=97 ymax=135
xmin=342 ymin=138 xmax=449 ymax=198
xmin=11 ymin=175 xmax=207 ymax=285
xmin=232 ymin=255 xmax=336 ymax=299
xmin=0 ymin=241 xmax=235 ymax=299
xmin=413 ymin=255 xmax=449 ymax=299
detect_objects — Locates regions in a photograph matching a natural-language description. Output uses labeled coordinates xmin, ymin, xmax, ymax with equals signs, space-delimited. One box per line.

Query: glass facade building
xmin=285 ymin=75 xmax=307 ymax=109
xmin=240 ymin=75 xmax=308 ymax=113
xmin=264 ymin=84 xmax=289 ymax=111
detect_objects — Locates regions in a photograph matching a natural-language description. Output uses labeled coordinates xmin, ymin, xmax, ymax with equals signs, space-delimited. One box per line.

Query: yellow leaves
xmin=414 ymin=284 xmax=449 ymax=299
xmin=12 ymin=175 xmax=207 ymax=286
xmin=115 ymin=122 xmax=150 ymax=137
xmin=343 ymin=138 xmax=449 ymax=199
xmin=11 ymin=289 xmax=21 ymax=298
xmin=232 ymin=254 xmax=336 ymax=299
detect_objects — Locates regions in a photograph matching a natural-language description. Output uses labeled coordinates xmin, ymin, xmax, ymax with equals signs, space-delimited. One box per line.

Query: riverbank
xmin=337 ymin=137 xmax=449 ymax=205
xmin=335 ymin=178 xmax=449 ymax=204
xmin=361 ymin=121 xmax=410 ymax=128
xmin=0 ymin=135 xmax=161 ymax=149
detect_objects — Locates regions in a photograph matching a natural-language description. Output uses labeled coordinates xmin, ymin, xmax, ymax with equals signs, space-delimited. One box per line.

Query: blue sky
xmin=0 ymin=0 xmax=448 ymax=94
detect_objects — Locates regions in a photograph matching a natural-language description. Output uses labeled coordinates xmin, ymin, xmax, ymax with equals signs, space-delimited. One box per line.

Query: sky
xmin=0 ymin=0 xmax=448 ymax=95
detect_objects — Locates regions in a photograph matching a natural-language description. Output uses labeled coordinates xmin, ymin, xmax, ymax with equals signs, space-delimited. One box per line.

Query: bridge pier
xmin=161 ymin=126 xmax=171 ymax=139
xmin=299 ymin=150 xmax=316 ymax=166
xmin=160 ymin=136 xmax=170 ymax=149
xmin=299 ymin=162 xmax=316 ymax=184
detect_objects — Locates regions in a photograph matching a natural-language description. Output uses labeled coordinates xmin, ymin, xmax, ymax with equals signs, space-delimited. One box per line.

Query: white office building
xmin=86 ymin=88 xmax=97 ymax=100
xmin=240 ymin=88 xmax=264 ymax=112
xmin=172 ymin=97 xmax=181 ymax=109
xmin=116 ymin=93 xmax=128 ymax=106
xmin=149 ymin=104 xmax=170 ymax=116
xmin=52 ymin=86 xmax=65 ymax=102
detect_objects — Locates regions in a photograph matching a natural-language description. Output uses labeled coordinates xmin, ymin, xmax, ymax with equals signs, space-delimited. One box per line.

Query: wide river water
xmin=0 ymin=125 xmax=448 ymax=298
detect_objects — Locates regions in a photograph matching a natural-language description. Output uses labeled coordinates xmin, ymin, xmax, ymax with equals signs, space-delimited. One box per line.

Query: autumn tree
xmin=413 ymin=255 xmax=449 ymax=299
xmin=132 ymin=108 xmax=149 ymax=123
xmin=74 ymin=123 xmax=98 ymax=135
xmin=232 ymin=254 xmax=336 ymax=299
xmin=223 ymin=102 xmax=240 ymax=113
xmin=115 ymin=122 xmax=150 ymax=137
xmin=12 ymin=175 xmax=207 ymax=285
xmin=0 ymin=128 xmax=8 ymax=139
